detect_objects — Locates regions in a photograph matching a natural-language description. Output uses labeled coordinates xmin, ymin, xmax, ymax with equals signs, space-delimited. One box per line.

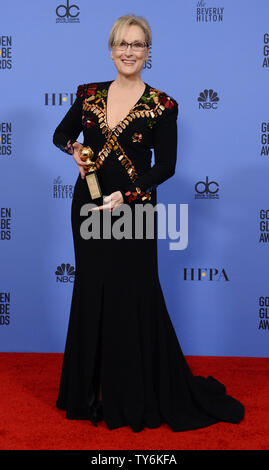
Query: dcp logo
xmin=56 ymin=0 xmax=80 ymax=18
xmin=195 ymin=176 xmax=219 ymax=194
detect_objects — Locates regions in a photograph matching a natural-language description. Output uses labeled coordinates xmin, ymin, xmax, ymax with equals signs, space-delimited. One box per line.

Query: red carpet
xmin=0 ymin=353 xmax=268 ymax=450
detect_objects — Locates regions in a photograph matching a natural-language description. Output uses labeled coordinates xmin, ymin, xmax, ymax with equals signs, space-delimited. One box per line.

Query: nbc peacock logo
xmin=55 ymin=263 xmax=76 ymax=283
xmin=197 ymin=89 xmax=219 ymax=109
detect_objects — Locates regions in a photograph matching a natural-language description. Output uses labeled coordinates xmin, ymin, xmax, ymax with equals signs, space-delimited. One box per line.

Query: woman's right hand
xmin=72 ymin=141 xmax=90 ymax=179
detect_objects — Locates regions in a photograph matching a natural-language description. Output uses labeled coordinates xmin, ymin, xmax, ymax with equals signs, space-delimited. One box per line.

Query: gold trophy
xmin=80 ymin=146 xmax=103 ymax=205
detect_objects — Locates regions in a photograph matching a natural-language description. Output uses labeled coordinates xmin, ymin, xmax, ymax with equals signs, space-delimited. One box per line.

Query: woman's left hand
xmin=89 ymin=191 xmax=124 ymax=212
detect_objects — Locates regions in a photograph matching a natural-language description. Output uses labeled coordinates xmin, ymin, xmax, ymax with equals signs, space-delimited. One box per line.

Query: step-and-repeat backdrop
xmin=1 ymin=0 xmax=269 ymax=356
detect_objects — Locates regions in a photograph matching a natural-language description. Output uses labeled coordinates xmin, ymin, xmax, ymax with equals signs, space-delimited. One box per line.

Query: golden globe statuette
xmin=80 ymin=146 xmax=103 ymax=206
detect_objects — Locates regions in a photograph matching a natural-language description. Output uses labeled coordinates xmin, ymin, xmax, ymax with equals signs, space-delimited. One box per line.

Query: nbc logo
xmin=55 ymin=263 xmax=76 ymax=282
xmin=197 ymin=89 xmax=219 ymax=109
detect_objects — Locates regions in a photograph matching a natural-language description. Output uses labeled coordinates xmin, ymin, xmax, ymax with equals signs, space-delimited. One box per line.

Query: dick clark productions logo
xmin=56 ymin=0 xmax=80 ymax=23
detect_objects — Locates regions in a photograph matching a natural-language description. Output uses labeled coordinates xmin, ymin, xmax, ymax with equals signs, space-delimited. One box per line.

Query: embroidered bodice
xmin=53 ymin=80 xmax=178 ymax=204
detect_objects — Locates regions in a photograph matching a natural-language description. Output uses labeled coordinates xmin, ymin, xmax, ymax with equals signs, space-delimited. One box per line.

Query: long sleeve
xmin=53 ymin=90 xmax=83 ymax=155
xmin=120 ymin=99 xmax=178 ymax=204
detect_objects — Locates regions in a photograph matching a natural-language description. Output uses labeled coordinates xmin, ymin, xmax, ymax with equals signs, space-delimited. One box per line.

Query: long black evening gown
xmin=52 ymin=80 xmax=244 ymax=432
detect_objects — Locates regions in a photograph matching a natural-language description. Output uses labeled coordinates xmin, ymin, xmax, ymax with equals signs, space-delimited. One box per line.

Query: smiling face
xmin=111 ymin=24 xmax=150 ymax=79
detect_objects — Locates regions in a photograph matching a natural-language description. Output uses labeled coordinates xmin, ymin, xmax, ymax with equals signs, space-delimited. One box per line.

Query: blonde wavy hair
xmin=108 ymin=13 xmax=152 ymax=49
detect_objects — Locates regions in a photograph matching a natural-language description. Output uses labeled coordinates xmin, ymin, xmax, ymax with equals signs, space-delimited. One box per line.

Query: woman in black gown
xmin=52 ymin=14 xmax=244 ymax=432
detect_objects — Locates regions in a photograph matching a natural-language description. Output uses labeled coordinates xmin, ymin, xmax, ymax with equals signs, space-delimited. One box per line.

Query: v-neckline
xmin=104 ymin=80 xmax=148 ymax=132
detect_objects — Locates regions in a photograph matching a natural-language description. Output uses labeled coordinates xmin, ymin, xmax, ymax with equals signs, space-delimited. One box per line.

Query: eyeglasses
xmin=113 ymin=41 xmax=149 ymax=52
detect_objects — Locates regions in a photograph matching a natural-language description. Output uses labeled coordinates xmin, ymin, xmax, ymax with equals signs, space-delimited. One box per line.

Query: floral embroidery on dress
xmin=82 ymin=113 xmax=96 ymax=128
xmin=159 ymin=92 xmax=176 ymax=109
xmin=141 ymin=88 xmax=176 ymax=109
xmin=140 ymin=91 xmax=156 ymax=105
xmin=132 ymin=132 xmax=143 ymax=143
xmin=94 ymin=88 xmax=108 ymax=103
xmin=123 ymin=184 xmax=156 ymax=203
xmin=76 ymin=83 xmax=98 ymax=100
xmin=77 ymin=84 xmax=108 ymax=105
xmin=146 ymin=118 xmax=156 ymax=129
xmin=124 ymin=187 xmax=146 ymax=203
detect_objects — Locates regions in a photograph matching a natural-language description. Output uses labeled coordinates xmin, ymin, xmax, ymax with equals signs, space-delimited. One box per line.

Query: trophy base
xmin=84 ymin=171 xmax=105 ymax=208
